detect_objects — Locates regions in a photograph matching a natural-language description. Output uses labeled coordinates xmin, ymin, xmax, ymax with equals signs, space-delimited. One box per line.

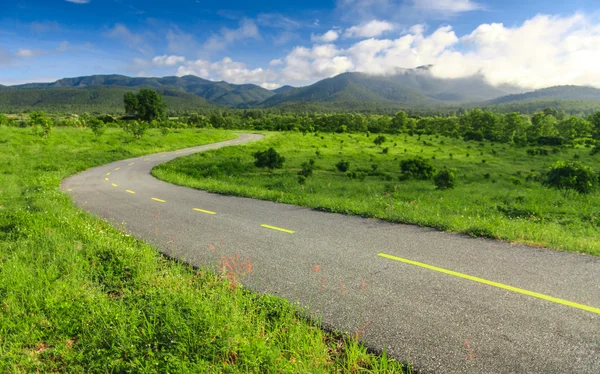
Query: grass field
xmin=153 ymin=131 xmax=600 ymax=256
xmin=0 ymin=127 xmax=406 ymax=373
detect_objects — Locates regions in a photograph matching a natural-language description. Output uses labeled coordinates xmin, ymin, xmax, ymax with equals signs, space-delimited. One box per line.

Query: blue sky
xmin=1 ymin=0 xmax=600 ymax=88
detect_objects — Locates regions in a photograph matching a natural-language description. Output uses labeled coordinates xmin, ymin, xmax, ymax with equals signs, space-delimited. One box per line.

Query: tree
xmin=253 ymin=148 xmax=285 ymax=170
xmin=123 ymin=89 xmax=166 ymax=122
xmin=544 ymin=161 xmax=597 ymax=195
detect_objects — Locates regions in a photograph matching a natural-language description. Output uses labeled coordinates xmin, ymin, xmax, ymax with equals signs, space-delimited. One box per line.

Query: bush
xmin=253 ymin=148 xmax=286 ymax=170
xmin=335 ymin=160 xmax=350 ymax=172
xmin=373 ymin=135 xmax=386 ymax=146
xmin=544 ymin=161 xmax=598 ymax=195
xmin=123 ymin=120 xmax=148 ymax=140
xmin=298 ymin=159 xmax=315 ymax=178
xmin=434 ymin=169 xmax=456 ymax=190
xmin=88 ymin=118 xmax=105 ymax=137
xmin=399 ymin=156 xmax=437 ymax=180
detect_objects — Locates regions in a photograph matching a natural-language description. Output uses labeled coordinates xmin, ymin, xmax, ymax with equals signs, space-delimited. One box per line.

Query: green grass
xmin=0 ymin=127 xmax=406 ymax=373
xmin=153 ymin=131 xmax=600 ymax=256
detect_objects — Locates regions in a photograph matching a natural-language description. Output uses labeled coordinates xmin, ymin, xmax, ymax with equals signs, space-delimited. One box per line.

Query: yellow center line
xmin=111 ymin=183 xmax=118 ymax=187
xmin=106 ymin=172 xmax=110 ymax=176
xmin=377 ymin=253 xmax=600 ymax=315
xmin=143 ymin=158 xmax=150 ymax=161
xmin=126 ymin=190 xmax=135 ymax=194
xmin=193 ymin=208 xmax=216 ymax=215
xmin=152 ymin=198 xmax=166 ymax=203
xmin=128 ymin=162 xmax=135 ymax=166
xmin=261 ymin=224 xmax=295 ymax=234
xmin=160 ymin=155 xmax=166 ymax=158
xmin=114 ymin=167 xmax=120 ymax=171
xmin=105 ymin=177 xmax=109 ymax=181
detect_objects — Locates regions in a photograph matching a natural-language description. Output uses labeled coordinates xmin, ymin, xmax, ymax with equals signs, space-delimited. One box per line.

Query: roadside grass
xmin=153 ymin=131 xmax=600 ymax=256
xmin=0 ymin=127 xmax=406 ymax=373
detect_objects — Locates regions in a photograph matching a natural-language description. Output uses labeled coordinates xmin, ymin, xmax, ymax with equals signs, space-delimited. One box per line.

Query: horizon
xmin=2 ymin=1 xmax=600 ymax=89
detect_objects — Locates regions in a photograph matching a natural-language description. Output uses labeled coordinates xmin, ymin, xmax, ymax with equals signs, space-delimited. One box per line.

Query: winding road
xmin=61 ymin=133 xmax=600 ymax=373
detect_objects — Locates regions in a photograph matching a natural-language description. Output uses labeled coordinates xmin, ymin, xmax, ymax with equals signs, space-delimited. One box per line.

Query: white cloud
xmin=204 ymin=18 xmax=260 ymax=51
xmin=65 ymin=0 xmax=90 ymax=3
xmin=269 ymin=58 xmax=283 ymax=66
xmin=152 ymin=55 xmax=185 ymax=67
xmin=16 ymin=49 xmax=41 ymax=58
xmin=311 ymin=30 xmax=340 ymax=43
xmin=271 ymin=12 xmax=600 ymax=89
xmin=166 ymin=28 xmax=199 ymax=55
xmin=104 ymin=24 xmax=149 ymax=54
xmin=261 ymin=82 xmax=282 ymax=90
xmin=344 ymin=20 xmax=394 ymax=38
xmin=176 ymin=57 xmax=278 ymax=87
xmin=411 ymin=0 xmax=482 ymax=12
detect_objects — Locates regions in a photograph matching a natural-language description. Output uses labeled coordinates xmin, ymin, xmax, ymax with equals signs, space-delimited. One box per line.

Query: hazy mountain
xmin=13 ymin=74 xmax=275 ymax=107
xmin=261 ymin=72 xmax=436 ymax=107
xmin=272 ymin=85 xmax=295 ymax=94
xmin=0 ymin=86 xmax=214 ymax=114
xmin=261 ymin=68 xmax=528 ymax=108
xmin=484 ymin=85 xmax=600 ymax=105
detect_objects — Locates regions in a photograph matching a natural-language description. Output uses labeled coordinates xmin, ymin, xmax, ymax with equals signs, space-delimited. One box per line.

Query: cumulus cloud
xmin=152 ymin=55 xmax=185 ymax=67
xmin=65 ymin=0 xmax=90 ymax=3
xmin=344 ymin=20 xmax=394 ymax=38
xmin=204 ymin=19 xmax=260 ymax=51
xmin=16 ymin=49 xmax=42 ymax=58
xmin=176 ymin=57 xmax=278 ymax=88
xmin=273 ymin=13 xmax=600 ymax=89
xmin=311 ymin=30 xmax=340 ymax=43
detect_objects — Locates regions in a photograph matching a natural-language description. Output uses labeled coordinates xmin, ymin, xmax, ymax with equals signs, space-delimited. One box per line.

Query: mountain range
xmin=2 ymin=68 xmax=600 ymax=113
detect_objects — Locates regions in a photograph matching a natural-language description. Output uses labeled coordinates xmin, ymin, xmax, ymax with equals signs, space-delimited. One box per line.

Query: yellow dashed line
xmin=152 ymin=198 xmax=166 ymax=203
xmin=377 ymin=253 xmax=600 ymax=315
xmin=128 ymin=162 xmax=135 ymax=166
xmin=106 ymin=172 xmax=110 ymax=176
xmin=105 ymin=178 xmax=109 ymax=181
xmin=111 ymin=183 xmax=118 ymax=187
xmin=126 ymin=190 xmax=135 ymax=194
xmin=260 ymin=224 xmax=295 ymax=234
xmin=114 ymin=167 xmax=120 ymax=171
xmin=193 ymin=208 xmax=216 ymax=215
xmin=143 ymin=158 xmax=150 ymax=161
xmin=160 ymin=155 xmax=166 ymax=158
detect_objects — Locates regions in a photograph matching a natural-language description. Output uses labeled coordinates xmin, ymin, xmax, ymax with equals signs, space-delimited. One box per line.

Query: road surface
xmin=61 ymin=133 xmax=600 ymax=373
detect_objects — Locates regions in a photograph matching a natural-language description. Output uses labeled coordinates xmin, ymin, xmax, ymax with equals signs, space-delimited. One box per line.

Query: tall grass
xmin=0 ymin=127 xmax=406 ymax=372
xmin=154 ymin=131 xmax=600 ymax=256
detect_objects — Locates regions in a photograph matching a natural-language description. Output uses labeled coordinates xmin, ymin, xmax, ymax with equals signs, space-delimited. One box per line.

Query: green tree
xmin=589 ymin=111 xmax=600 ymax=140
xmin=88 ymin=118 xmax=105 ymax=137
xmin=123 ymin=89 xmax=166 ymax=122
xmin=373 ymin=135 xmax=387 ymax=147
xmin=335 ymin=160 xmax=350 ymax=172
xmin=29 ymin=111 xmax=52 ymax=138
xmin=544 ymin=161 xmax=597 ymax=195
xmin=253 ymin=148 xmax=285 ymax=170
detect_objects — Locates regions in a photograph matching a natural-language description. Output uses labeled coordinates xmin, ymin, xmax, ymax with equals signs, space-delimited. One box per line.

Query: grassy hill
xmin=14 ymin=74 xmax=275 ymax=107
xmin=0 ymin=86 xmax=215 ymax=114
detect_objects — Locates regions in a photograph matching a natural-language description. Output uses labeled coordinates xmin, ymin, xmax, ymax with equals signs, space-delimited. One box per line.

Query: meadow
xmin=0 ymin=126 xmax=405 ymax=372
xmin=154 ymin=131 xmax=600 ymax=256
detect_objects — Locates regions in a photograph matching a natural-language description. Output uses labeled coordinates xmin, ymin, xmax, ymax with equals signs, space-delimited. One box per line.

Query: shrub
xmin=373 ymin=135 xmax=386 ymax=147
xmin=298 ymin=159 xmax=315 ymax=178
xmin=434 ymin=169 xmax=456 ymax=190
xmin=253 ymin=148 xmax=286 ymax=170
xmin=544 ymin=161 xmax=597 ymax=195
xmin=335 ymin=160 xmax=350 ymax=172
xmin=88 ymin=118 xmax=105 ymax=137
xmin=123 ymin=120 xmax=148 ymax=140
xmin=399 ymin=156 xmax=437 ymax=180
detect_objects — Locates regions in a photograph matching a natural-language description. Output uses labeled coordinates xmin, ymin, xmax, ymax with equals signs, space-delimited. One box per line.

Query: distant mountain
xmin=261 ymin=72 xmax=436 ymax=107
xmin=261 ymin=69 xmax=527 ymax=108
xmin=13 ymin=74 xmax=274 ymax=107
xmin=272 ymin=85 xmax=295 ymax=94
xmin=0 ymin=86 xmax=214 ymax=114
xmin=484 ymin=85 xmax=600 ymax=105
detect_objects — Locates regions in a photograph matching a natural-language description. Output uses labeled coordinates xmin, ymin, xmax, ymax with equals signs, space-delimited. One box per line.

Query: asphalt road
xmin=61 ymin=133 xmax=600 ymax=373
